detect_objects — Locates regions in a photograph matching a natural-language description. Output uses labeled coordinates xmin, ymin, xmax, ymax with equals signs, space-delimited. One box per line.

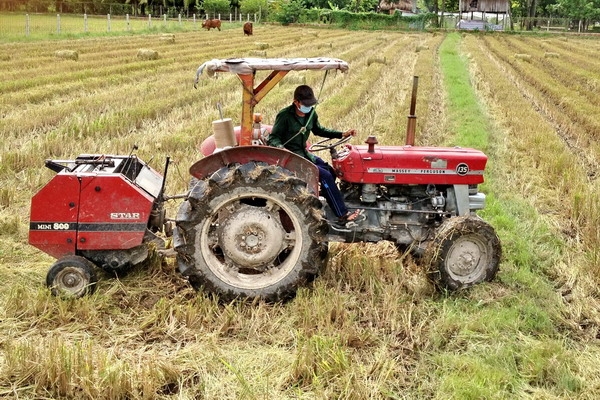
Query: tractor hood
xmin=332 ymin=145 xmax=487 ymax=185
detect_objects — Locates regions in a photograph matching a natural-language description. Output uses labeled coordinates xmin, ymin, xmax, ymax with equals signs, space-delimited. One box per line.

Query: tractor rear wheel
xmin=425 ymin=216 xmax=501 ymax=290
xmin=176 ymin=162 xmax=328 ymax=302
xmin=46 ymin=255 xmax=97 ymax=298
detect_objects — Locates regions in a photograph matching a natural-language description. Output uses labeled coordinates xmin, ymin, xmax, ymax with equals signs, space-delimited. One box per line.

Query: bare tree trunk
xmin=526 ymin=0 xmax=537 ymax=30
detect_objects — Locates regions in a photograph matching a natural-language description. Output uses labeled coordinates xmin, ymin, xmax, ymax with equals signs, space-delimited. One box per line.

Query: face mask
xmin=298 ymin=104 xmax=313 ymax=114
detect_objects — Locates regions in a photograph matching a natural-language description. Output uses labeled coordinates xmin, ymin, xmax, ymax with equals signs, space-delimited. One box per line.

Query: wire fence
xmin=515 ymin=17 xmax=575 ymax=32
xmin=0 ymin=12 xmax=259 ymax=38
xmin=0 ymin=0 xmax=193 ymax=17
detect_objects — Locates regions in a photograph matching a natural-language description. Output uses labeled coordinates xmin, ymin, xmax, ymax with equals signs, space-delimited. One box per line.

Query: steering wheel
xmin=308 ymin=135 xmax=353 ymax=152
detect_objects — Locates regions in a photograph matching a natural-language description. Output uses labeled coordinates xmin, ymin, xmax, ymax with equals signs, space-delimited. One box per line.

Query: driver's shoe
xmin=340 ymin=209 xmax=365 ymax=227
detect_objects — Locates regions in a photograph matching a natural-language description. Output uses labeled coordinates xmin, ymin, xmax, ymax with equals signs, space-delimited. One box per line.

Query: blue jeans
xmin=314 ymin=156 xmax=347 ymax=218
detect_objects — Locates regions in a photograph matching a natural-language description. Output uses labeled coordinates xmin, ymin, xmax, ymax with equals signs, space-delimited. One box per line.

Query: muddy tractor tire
xmin=46 ymin=255 xmax=98 ymax=298
xmin=424 ymin=216 xmax=501 ymax=290
xmin=175 ymin=162 xmax=329 ymax=302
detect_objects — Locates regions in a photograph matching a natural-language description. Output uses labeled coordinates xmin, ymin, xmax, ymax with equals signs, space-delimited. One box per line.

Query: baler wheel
xmin=425 ymin=216 xmax=501 ymax=290
xmin=46 ymin=255 xmax=98 ymax=298
xmin=175 ymin=162 xmax=328 ymax=302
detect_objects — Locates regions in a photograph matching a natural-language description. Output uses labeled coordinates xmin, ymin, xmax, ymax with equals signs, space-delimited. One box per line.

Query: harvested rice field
xmin=1 ymin=25 xmax=600 ymax=399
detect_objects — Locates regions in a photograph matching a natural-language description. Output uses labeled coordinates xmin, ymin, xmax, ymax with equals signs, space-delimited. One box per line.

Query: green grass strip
xmin=439 ymin=33 xmax=489 ymax=151
xmin=419 ymin=32 xmax=582 ymax=400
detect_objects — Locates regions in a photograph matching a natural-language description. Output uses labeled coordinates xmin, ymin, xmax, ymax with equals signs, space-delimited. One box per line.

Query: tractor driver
xmin=267 ymin=85 xmax=363 ymax=224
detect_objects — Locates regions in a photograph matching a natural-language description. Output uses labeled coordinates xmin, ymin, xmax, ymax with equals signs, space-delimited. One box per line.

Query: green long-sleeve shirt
xmin=267 ymin=104 xmax=342 ymax=163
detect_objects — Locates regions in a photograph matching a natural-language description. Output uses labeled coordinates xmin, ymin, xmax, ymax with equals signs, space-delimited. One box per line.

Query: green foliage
xmin=419 ymin=0 xmax=460 ymax=13
xmin=303 ymin=9 xmax=435 ymax=29
xmin=240 ymin=0 xmax=268 ymax=17
xmin=269 ymin=0 xmax=307 ymax=24
xmin=552 ymin=0 xmax=600 ymax=20
xmin=202 ymin=0 xmax=231 ymax=15
xmin=343 ymin=0 xmax=380 ymax=12
xmin=288 ymin=0 xmax=379 ymax=12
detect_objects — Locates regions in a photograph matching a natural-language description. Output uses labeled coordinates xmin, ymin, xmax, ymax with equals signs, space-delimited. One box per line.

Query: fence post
xmin=163 ymin=14 xmax=167 ymax=27
xmin=126 ymin=14 xmax=130 ymax=31
xmin=193 ymin=14 xmax=196 ymax=29
xmin=107 ymin=14 xmax=111 ymax=32
xmin=179 ymin=14 xmax=182 ymax=26
xmin=84 ymin=13 xmax=88 ymax=32
xmin=25 ymin=14 xmax=30 ymax=36
xmin=148 ymin=14 xmax=152 ymax=28
xmin=56 ymin=14 xmax=61 ymax=34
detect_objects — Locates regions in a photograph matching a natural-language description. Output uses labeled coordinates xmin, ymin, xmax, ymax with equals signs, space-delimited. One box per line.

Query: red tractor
xmin=29 ymin=57 xmax=501 ymax=300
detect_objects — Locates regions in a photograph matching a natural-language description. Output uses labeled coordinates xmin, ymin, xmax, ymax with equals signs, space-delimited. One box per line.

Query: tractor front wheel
xmin=176 ymin=162 xmax=328 ymax=302
xmin=425 ymin=216 xmax=501 ymax=290
xmin=46 ymin=255 xmax=98 ymax=298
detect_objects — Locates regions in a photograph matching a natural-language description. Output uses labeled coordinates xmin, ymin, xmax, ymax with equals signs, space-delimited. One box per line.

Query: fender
xmin=189 ymin=146 xmax=320 ymax=195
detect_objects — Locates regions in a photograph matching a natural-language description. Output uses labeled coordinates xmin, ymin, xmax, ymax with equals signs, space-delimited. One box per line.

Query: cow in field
xmin=243 ymin=21 xmax=253 ymax=36
xmin=202 ymin=19 xmax=221 ymax=31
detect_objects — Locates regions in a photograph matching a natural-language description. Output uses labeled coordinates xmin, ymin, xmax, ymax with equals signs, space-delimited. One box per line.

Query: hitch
xmin=149 ymin=157 xmax=171 ymax=235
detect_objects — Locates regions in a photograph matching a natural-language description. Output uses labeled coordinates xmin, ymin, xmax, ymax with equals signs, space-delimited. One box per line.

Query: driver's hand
xmin=342 ymin=129 xmax=357 ymax=138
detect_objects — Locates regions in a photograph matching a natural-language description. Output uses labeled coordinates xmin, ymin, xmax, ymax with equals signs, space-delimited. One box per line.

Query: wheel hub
xmin=63 ymin=273 xmax=80 ymax=287
xmin=56 ymin=267 xmax=86 ymax=292
xmin=218 ymin=205 xmax=286 ymax=269
xmin=447 ymin=240 xmax=482 ymax=277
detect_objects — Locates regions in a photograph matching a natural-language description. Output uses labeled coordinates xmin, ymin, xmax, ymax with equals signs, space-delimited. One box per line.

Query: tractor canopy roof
xmin=194 ymin=57 xmax=350 ymax=146
xmin=195 ymin=57 xmax=349 ymax=84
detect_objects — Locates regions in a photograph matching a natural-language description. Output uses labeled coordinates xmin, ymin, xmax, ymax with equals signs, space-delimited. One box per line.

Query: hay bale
xmin=137 ymin=49 xmax=159 ymax=60
xmin=160 ymin=34 xmax=175 ymax=43
xmin=255 ymin=42 xmax=269 ymax=50
xmin=367 ymin=57 xmax=387 ymax=66
xmin=544 ymin=52 xmax=559 ymax=58
xmin=514 ymin=53 xmax=531 ymax=62
xmin=250 ymin=50 xmax=267 ymax=57
xmin=281 ymin=75 xmax=306 ymax=85
xmin=55 ymin=50 xmax=78 ymax=61
xmin=317 ymin=42 xmax=332 ymax=49
xmin=415 ymin=44 xmax=429 ymax=52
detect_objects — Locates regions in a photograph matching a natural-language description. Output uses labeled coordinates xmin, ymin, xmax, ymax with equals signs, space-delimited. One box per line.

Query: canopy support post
xmin=238 ymin=71 xmax=289 ymax=146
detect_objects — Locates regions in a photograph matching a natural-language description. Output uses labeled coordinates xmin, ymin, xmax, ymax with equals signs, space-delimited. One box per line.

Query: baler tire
xmin=424 ymin=216 xmax=501 ymax=290
xmin=175 ymin=162 xmax=328 ymax=302
xmin=46 ymin=255 xmax=98 ymax=298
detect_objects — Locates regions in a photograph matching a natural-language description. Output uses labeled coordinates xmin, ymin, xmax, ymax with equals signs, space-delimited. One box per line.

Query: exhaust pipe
xmin=405 ymin=76 xmax=418 ymax=146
